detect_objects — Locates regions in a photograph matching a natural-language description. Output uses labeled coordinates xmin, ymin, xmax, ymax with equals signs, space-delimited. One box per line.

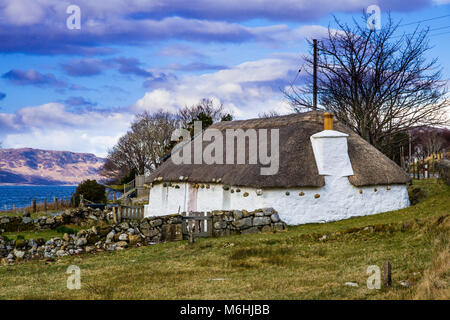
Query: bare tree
xmin=258 ymin=110 xmax=281 ymax=118
xmin=285 ymin=14 xmax=449 ymax=156
xmin=178 ymin=98 xmax=232 ymax=132
xmin=100 ymin=110 xmax=180 ymax=182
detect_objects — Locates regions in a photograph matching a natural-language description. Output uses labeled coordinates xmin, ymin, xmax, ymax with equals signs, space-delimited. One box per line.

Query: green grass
xmin=0 ymin=179 xmax=448 ymax=300
xmin=0 ymin=211 xmax=54 ymax=218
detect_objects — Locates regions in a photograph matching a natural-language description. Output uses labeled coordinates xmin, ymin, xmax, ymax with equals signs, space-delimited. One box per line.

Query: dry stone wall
xmin=210 ymin=208 xmax=287 ymax=236
xmin=0 ymin=208 xmax=109 ymax=233
xmin=0 ymin=208 xmax=286 ymax=265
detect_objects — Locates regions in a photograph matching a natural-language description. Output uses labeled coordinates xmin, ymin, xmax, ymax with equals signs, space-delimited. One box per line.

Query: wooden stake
xmin=383 ymin=261 xmax=392 ymax=287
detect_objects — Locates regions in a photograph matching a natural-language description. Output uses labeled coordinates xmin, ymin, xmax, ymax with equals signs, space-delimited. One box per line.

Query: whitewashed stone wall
xmin=144 ymin=179 xmax=409 ymax=225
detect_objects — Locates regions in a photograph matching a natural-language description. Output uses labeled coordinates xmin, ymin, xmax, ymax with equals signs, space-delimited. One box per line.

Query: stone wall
xmin=210 ymin=208 xmax=287 ymax=236
xmin=0 ymin=213 xmax=183 ymax=264
xmin=0 ymin=208 xmax=286 ymax=265
xmin=0 ymin=208 xmax=108 ymax=233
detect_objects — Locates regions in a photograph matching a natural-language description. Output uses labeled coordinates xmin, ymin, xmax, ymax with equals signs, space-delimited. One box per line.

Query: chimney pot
xmin=324 ymin=112 xmax=333 ymax=130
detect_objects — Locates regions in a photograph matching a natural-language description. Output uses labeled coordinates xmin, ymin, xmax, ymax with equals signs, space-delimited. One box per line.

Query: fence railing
xmin=407 ymin=158 xmax=443 ymax=179
xmin=113 ymin=204 xmax=144 ymax=222
xmin=181 ymin=212 xmax=212 ymax=238
xmin=123 ymin=179 xmax=136 ymax=195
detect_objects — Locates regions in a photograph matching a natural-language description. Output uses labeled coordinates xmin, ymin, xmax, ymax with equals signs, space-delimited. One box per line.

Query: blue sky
xmin=0 ymin=0 xmax=449 ymax=156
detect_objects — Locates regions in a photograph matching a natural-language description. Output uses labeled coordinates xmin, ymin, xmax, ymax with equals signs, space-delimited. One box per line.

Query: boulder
xmin=85 ymin=246 xmax=96 ymax=253
xmin=116 ymin=241 xmax=128 ymax=248
xmin=0 ymin=217 xmax=10 ymax=224
xmin=56 ymin=250 xmax=67 ymax=257
xmin=13 ymin=250 xmax=25 ymax=259
xmin=270 ymin=214 xmax=280 ymax=223
xmin=63 ymin=233 xmax=70 ymax=242
xmin=233 ymin=217 xmax=253 ymax=229
xmin=233 ymin=210 xmax=243 ymax=220
xmin=118 ymin=233 xmax=128 ymax=241
xmin=118 ymin=222 xmax=129 ymax=230
xmin=75 ymin=238 xmax=87 ymax=246
xmin=128 ymin=235 xmax=141 ymax=246
xmin=150 ymin=219 xmax=163 ymax=227
xmin=22 ymin=217 xmax=33 ymax=224
xmin=253 ymin=217 xmax=271 ymax=226
xmin=106 ymin=231 xmax=116 ymax=241
xmin=262 ymin=208 xmax=275 ymax=216
xmin=141 ymin=228 xmax=159 ymax=238
xmin=213 ymin=221 xmax=227 ymax=229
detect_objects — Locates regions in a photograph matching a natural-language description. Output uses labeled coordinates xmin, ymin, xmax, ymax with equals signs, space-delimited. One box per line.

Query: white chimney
xmin=310 ymin=113 xmax=354 ymax=177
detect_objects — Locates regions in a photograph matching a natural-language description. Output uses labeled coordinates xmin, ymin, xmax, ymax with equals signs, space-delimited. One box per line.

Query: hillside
xmin=0 ymin=148 xmax=105 ymax=185
xmin=0 ymin=179 xmax=448 ymax=300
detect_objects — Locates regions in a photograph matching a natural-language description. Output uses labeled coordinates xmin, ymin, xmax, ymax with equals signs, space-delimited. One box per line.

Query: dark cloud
xmin=0 ymin=92 xmax=6 ymax=100
xmin=142 ymin=72 xmax=177 ymax=89
xmin=63 ymin=96 xmax=98 ymax=107
xmin=62 ymin=59 xmax=110 ymax=77
xmin=168 ymin=62 xmax=228 ymax=71
xmin=0 ymin=0 xmax=435 ymax=54
xmin=1 ymin=69 xmax=66 ymax=88
xmin=114 ymin=57 xmax=153 ymax=77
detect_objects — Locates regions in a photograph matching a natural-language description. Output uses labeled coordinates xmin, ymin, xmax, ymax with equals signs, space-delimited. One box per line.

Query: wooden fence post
xmin=79 ymin=195 xmax=84 ymax=208
xmin=112 ymin=207 xmax=118 ymax=224
xmin=117 ymin=204 xmax=122 ymax=222
xmin=32 ymin=198 xmax=37 ymax=213
xmin=384 ymin=261 xmax=392 ymax=287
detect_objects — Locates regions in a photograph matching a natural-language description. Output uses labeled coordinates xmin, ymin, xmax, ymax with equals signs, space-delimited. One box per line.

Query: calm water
xmin=0 ymin=186 xmax=77 ymax=210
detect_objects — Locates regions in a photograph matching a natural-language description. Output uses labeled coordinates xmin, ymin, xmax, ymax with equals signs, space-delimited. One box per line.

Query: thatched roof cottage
xmin=144 ymin=111 xmax=410 ymax=225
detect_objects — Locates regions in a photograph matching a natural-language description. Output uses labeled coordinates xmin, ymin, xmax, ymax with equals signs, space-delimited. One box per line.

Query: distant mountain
xmin=0 ymin=148 xmax=106 ymax=185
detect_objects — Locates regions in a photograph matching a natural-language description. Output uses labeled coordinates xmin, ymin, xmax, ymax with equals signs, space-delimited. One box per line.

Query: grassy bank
xmin=0 ymin=179 xmax=448 ymax=300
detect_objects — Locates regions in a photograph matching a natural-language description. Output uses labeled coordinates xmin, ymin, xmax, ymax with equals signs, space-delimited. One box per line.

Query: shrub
xmin=55 ymin=225 xmax=77 ymax=235
xmin=71 ymin=179 xmax=107 ymax=206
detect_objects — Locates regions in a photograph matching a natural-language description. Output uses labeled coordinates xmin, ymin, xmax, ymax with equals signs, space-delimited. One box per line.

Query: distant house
xmin=144 ymin=111 xmax=410 ymax=225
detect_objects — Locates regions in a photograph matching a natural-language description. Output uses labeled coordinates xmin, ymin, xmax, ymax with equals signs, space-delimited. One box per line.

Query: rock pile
xmin=0 ymin=208 xmax=286 ymax=265
xmin=0 ymin=208 xmax=109 ymax=233
xmin=0 ymin=214 xmax=182 ymax=265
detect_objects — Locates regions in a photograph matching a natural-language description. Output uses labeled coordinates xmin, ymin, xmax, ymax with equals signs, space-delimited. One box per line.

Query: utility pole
xmin=313 ymin=39 xmax=318 ymax=110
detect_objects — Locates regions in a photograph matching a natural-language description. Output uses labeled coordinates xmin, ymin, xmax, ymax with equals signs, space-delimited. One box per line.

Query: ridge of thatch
xmin=147 ymin=111 xmax=409 ymax=188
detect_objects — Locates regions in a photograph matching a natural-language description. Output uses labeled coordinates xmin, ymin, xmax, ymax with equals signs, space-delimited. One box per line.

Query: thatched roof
xmin=148 ymin=111 xmax=409 ymax=188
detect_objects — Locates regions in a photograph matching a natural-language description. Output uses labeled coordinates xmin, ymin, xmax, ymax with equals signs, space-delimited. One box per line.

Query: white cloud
xmin=1 ymin=55 xmax=302 ymax=155
xmin=133 ymin=56 xmax=298 ymax=119
xmin=0 ymin=103 xmax=133 ymax=157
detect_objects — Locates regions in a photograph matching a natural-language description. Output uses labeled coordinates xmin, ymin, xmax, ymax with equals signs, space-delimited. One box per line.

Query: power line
xmin=392 ymin=25 xmax=450 ymax=39
xmin=398 ymin=14 xmax=450 ymax=27
xmin=429 ymin=30 xmax=450 ymax=38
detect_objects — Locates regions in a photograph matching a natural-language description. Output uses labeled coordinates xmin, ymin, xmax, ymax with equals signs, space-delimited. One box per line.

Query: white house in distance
xmin=143 ymin=111 xmax=410 ymax=225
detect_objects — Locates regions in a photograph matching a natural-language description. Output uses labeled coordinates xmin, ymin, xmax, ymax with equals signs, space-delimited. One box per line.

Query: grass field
xmin=0 ymin=179 xmax=448 ymax=300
